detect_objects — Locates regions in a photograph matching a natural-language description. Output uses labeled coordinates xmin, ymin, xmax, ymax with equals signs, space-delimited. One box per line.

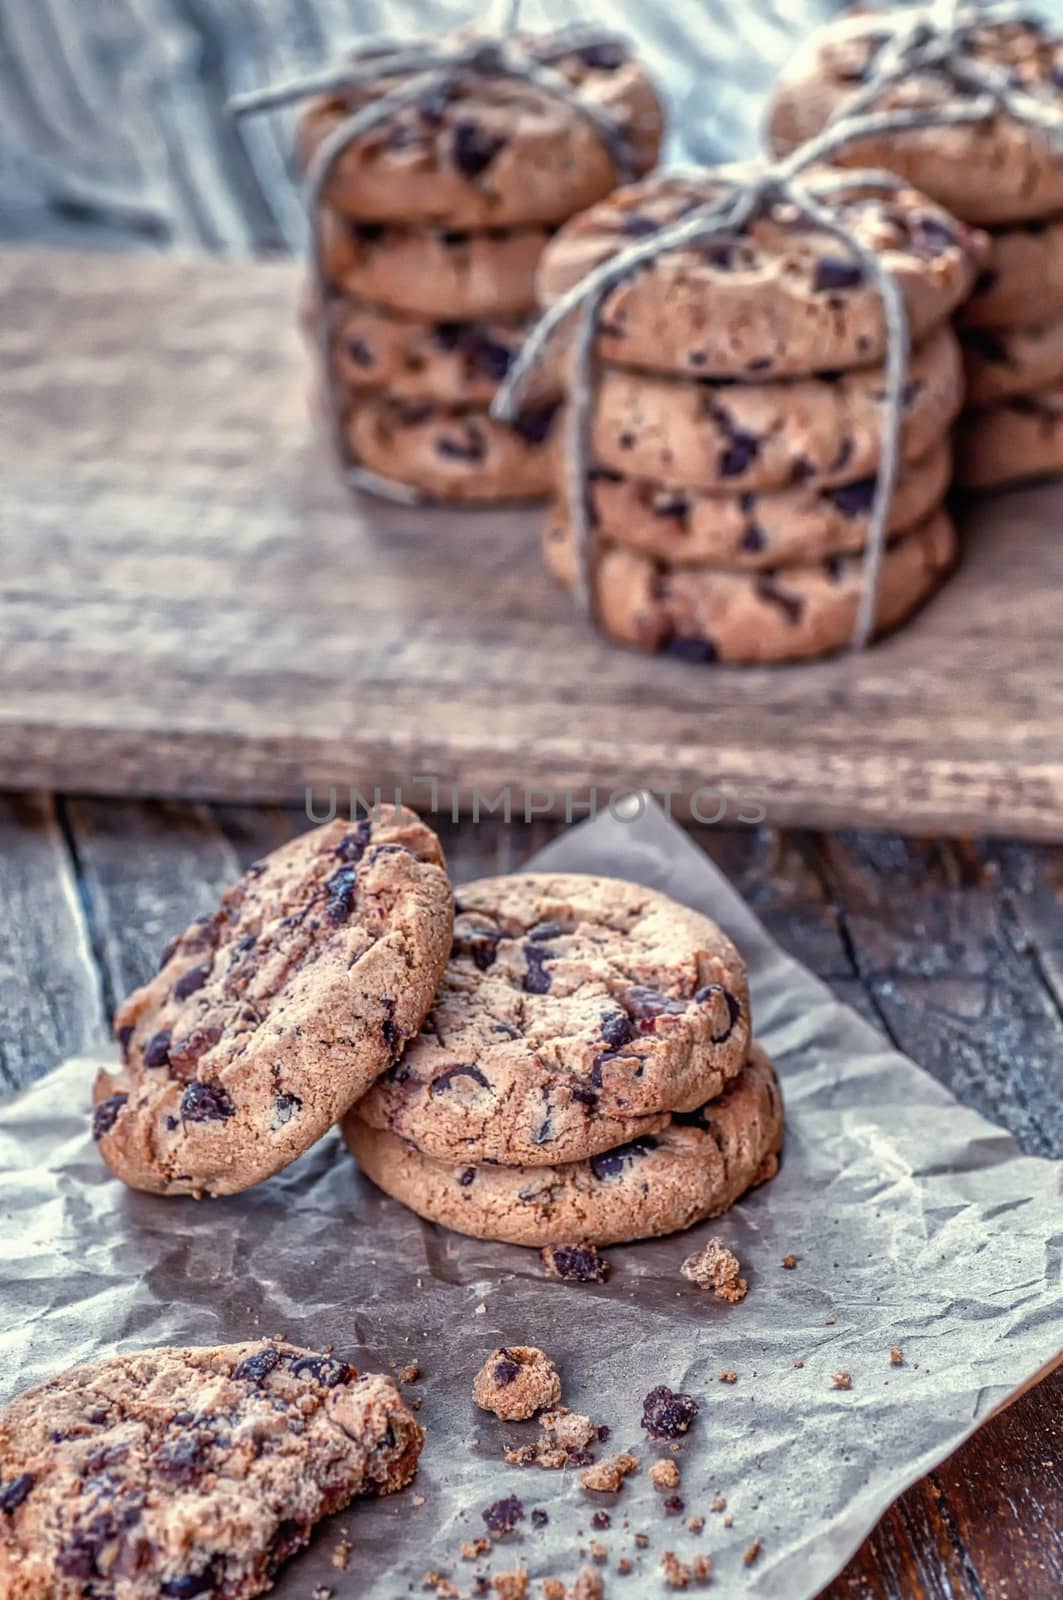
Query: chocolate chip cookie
xmin=93 ymin=811 xmax=454 ymax=1197
xmin=962 ymin=316 xmax=1063 ymax=407
xmin=959 ymin=215 xmax=1063 ymax=331
xmin=955 ymin=387 xmax=1063 ymax=488
xmin=544 ymin=505 xmax=957 ymax=663
xmin=588 ymin=324 xmax=963 ymax=493
xmin=767 ymin=10 xmax=1063 ymax=226
xmin=568 ymin=439 xmax=950 ymax=570
xmin=537 ymin=170 xmax=984 ymax=379
xmin=354 ymin=873 xmax=750 ymax=1167
xmin=0 ymin=1340 xmax=423 ymax=1600
xmin=298 ymin=32 xmax=662 ymax=229
xmin=343 ymin=1044 xmax=782 ymax=1246
xmin=319 ymin=211 xmax=549 ymax=319
xmin=345 ymin=393 xmax=557 ymax=502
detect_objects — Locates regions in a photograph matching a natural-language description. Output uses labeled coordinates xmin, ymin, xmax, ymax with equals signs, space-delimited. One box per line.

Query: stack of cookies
xmin=297 ymin=32 xmax=662 ymax=502
xmin=768 ymin=5 xmax=1063 ymax=490
xmin=345 ymin=873 xmax=783 ymax=1246
xmin=534 ymin=171 xmax=983 ymax=662
xmin=91 ymin=815 xmax=782 ymax=1249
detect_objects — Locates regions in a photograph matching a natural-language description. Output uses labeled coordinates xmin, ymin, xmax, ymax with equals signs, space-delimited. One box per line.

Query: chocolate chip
xmin=143 ymin=1029 xmax=173 ymax=1069
xmin=826 ymin=555 xmax=846 ymax=583
xmin=827 ymin=477 xmax=876 ymax=515
xmin=334 ymin=820 xmax=372 ymax=861
xmin=813 ymin=255 xmax=863 ymax=291
xmin=351 ymin=220 xmax=386 ymax=244
xmin=640 ymin=1385 xmax=699 ymax=1439
xmin=452 ymin=118 xmax=505 ymax=179
xmin=591 ymin=1509 xmax=611 ymax=1530
xmin=601 ymin=1009 xmax=635 ymax=1049
xmin=756 ymin=577 xmax=804 ymax=625
xmin=964 ymin=328 xmax=1010 ymax=364
xmin=180 ymin=1080 xmax=236 ymax=1123
xmin=666 ymin=635 xmax=718 ymax=663
xmin=829 ymin=436 xmax=853 ymax=475
xmin=173 ymin=961 xmax=211 ymax=1001
xmin=523 ymin=944 xmax=555 ymax=994
xmin=432 ymin=1063 xmax=491 ymax=1093
xmin=576 ymin=40 xmax=626 ymax=70
xmin=288 ymin=1353 xmax=351 ymax=1388
xmin=153 ymin=1433 xmax=208 ymax=1485
xmin=571 ymin=1084 xmax=599 ymax=1107
xmin=344 ymin=336 xmax=374 ymax=368
xmin=740 ymin=521 xmax=766 ymax=552
xmin=493 ymin=1351 xmax=522 ymax=1385
xmin=700 ymin=240 xmax=735 ymax=269
xmin=972 ymin=266 xmax=999 ymax=296
xmin=483 ymin=1495 xmax=525 ymax=1535
xmin=459 ymin=1167 xmax=477 ymax=1186
xmin=651 ymin=492 xmax=689 ymax=519
xmin=590 ymin=1136 xmax=657 ymax=1179
xmin=234 ymin=1347 xmax=281 ymax=1383
xmin=272 ymin=1092 xmax=302 ymax=1126
xmin=161 ymin=1572 xmax=216 ymax=1598
xmin=456 ymin=927 xmax=504 ymax=970
xmin=512 ymin=402 xmax=559 ymax=446
xmin=324 ymin=865 xmax=358 ymax=922
xmin=464 ymin=329 xmax=515 ymax=382
xmin=694 ymin=984 xmax=742 ymax=1043
xmin=169 ymin=1024 xmax=222 ymax=1078
xmin=909 ymin=210 xmax=957 ymax=256
xmin=531 ymin=1508 xmax=549 ymax=1527
xmin=116 ymin=1023 xmax=134 ymax=1054
xmin=437 ymin=421 xmax=487 ymax=462
xmin=664 ymin=1494 xmax=686 ymax=1515
xmin=719 ymin=432 xmax=759 ymax=477
xmin=0 ymin=1474 xmax=34 ymax=1513
xmin=92 ymin=1094 xmax=127 ymax=1140
xmin=540 ymin=1243 xmax=609 ymax=1282
xmin=623 ymin=986 xmax=686 ymax=1025
xmin=597 ymin=1424 xmax=611 ymax=1441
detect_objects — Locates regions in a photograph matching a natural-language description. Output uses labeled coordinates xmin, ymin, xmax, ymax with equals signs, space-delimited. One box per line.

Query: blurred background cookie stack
xmin=343 ymin=874 xmax=783 ymax=1245
xmin=294 ymin=29 xmax=663 ymax=503
xmin=533 ymin=170 xmax=983 ymax=663
xmin=767 ymin=3 xmax=1063 ymax=492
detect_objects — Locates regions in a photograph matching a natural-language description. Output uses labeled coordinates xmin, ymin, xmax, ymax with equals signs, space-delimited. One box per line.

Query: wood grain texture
xmin=0 ymin=793 xmax=106 ymax=1088
xmin=2 ymin=246 xmax=1063 ymax=840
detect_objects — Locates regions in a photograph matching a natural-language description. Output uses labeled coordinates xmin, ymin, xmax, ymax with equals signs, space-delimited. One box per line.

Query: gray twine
xmin=496 ymin=0 xmax=1063 ymax=652
xmin=231 ymin=24 xmax=639 ymax=505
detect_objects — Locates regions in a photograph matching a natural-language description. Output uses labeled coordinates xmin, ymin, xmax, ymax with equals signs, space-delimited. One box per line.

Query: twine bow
xmin=496 ymin=0 xmax=1063 ymax=652
xmin=231 ymin=19 xmax=639 ymax=503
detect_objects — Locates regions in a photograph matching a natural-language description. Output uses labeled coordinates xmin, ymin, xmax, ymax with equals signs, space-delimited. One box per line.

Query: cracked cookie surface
xmin=344 ymin=1044 xmax=782 ymax=1246
xmin=0 ymin=1340 xmax=424 ymax=1600
xmin=354 ymin=872 xmax=750 ymax=1166
xmin=538 ymin=170 xmax=983 ymax=379
xmin=92 ymin=811 xmax=454 ymax=1197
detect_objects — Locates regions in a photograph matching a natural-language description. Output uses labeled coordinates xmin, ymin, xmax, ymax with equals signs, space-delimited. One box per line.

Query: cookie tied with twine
xmin=496 ymin=99 xmax=994 ymax=653
xmin=231 ymin=19 xmax=656 ymax=503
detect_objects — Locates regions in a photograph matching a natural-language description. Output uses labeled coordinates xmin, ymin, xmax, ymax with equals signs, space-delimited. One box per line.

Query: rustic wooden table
xmin=3 ymin=789 xmax=1060 ymax=1599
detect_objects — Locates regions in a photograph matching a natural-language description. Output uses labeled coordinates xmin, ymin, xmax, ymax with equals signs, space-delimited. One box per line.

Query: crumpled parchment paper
xmin=1 ymin=800 xmax=1060 ymax=1599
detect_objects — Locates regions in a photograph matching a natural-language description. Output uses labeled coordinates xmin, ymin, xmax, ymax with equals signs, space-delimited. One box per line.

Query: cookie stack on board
xmin=535 ymin=170 xmax=985 ymax=662
xmin=91 ymin=814 xmax=781 ymax=1247
xmin=768 ymin=6 xmax=1063 ymax=491
xmin=345 ymin=873 xmax=783 ymax=1246
xmin=297 ymin=33 xmax=662 ymax=502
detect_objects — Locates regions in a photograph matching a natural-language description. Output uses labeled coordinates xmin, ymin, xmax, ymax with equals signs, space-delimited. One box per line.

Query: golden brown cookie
xmin=343 ymin=1044 xmax=783 ymax=1247
xmin=959 ymin=215 xmax=1063 ymax=330
xmin=354 ymin=872 xmax=751 ymax=1167
xmin=537 ymin=170 xmax=983 ymax=379
xmin=346 ymin=393 xmax=557 ymax=502
xmin=544 ymin=505 xmax=957 ymax=664
xmin=298 ymin=33 xmax=662 ymax=228
xmin=92 ymin=812 xmax=454 ymax=1197
xmin=767 ymin=10 xmax=1063 ymax=226
xmin=962 ymin=316 xmax=1063 ymax=407
xmin=955 ymin=387 xmax=1063 ymax=488
xmin=0 ymin=1341 xmax=423 ymax=1600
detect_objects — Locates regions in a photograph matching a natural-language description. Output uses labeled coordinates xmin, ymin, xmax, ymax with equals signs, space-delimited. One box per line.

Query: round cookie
xmin=328 ymin=298 xmax=557 ymax=406
xmin=537 ymin=170 xmax=983 ymax=379
xmin=0 ymin=1341 xmax=424 ymax=1600
xmin=574 ymin=437 xmax=951 ymax=570
xmin=962 ymin=316 xmax=1063 ymax=407
xmin=297 ymin=34 xmax=662 ymax=229
xmin=319 ymin=211 xmax=549 ymax=319
xmin=343 ymin=1044 xmax=783 ymax=1247
xmin=92 ymin=811 xmax=454 ymax=1197
xmin=354 ymin=872 xmax=751 ymax=1167
xmin=346 ymin=394 xmax=557 ymax=502
xmin=589 ymin=323 xmax=963 ymax=493
xmin=544 ymin=506 xmax=957 ymax=664
xmin=767 ymin=10 xmax=1063 ymax=226
xmin=955 ymin=388 xmax=1063 ymax=488
xmin=473 ymin=1346 xmax=562 ymax=1419
xmin=959 ymin=215 xmax=1063 ymax=330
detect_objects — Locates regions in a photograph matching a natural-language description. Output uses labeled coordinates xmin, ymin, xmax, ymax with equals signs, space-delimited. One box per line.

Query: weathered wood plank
xmin=0 ymin=793 xmax=106 ymax=1089
xmin=813 ymin=834 xmax=1063 ymax=1158
xmin=1 ymin=247 xmax=1062 ymax=839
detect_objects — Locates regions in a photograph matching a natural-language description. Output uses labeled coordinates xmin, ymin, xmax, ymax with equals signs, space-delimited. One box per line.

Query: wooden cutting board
xmin=2 ymin=246 xmax=1062 ymax=840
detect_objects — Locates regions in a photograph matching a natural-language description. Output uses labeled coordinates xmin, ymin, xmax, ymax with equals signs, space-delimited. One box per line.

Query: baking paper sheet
xmin=1 ymin=800 xmax=1060 ymax=1598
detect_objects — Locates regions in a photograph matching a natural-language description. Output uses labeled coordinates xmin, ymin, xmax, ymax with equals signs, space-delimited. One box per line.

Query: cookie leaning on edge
xmin=354 ymin=872 xmax=751 ymax=1166
xmin=0 ymin=1341 xmax=424 ymax=1600
xmin=344 ymin=1044 xmax=783 ymax=1246
xmin=92 ymin=810 xmax=454 ymax=1197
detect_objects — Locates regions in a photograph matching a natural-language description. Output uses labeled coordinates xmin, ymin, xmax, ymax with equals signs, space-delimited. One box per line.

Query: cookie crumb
xmin=531 ymin=1508 xmax=549 ymax=1529
xmin=312 ymin=1588 xmax=334 ymax=1600
xmin=792 ymin=1360 xmax=804 ymax=1369
xmin=634 ymin=1532 xmax=650 ymax=1550
xmin=462 ymin=1539 xmax=492 ymax=1560
xmin=718 ymin=1370 xmax=737 ymax=1384
xmin=831 ymin=1371 xmax=852 ymax=1390
xmin=663 ymin=1495 xmax=685 ymax=1516
xmin=399 ymin=1362 xmax=420 ymax=1383
xmin=540 ymin=1243 xmax=609 ymax=1282
xmin=692 ymin=1554 xmax=713 ymax=1582
xmin=492 ymin=1570 xmax=528 ymax=1600
xmin=743 ymin=1537 xmax=762 ymax=1566
xmin=824 ymin=1313 xmax=836 ymax=1326
xmin=890 ymin=1347 xmax=904 ymax=1366
xmin=590 ymin=1540 xmax=607 ymax=1563
xmin=542 ymin=1582 xmax=565 ymax=1600
xmin=422 ymin=1574 xmax=460 ymax=1599
xmin=661 ymin=1551 xmax=691 ymax=1589
xmin=582 ymin=1452 xmax=639 ymax=1492
xmin=570 ymin=1567 xmax=605 ymax=1600
xmin=506 ymin=1408 xmax=599 ymax=1470
xmin=687 ymin=1517 xmax=704 ymax=1534
xmin=710 ymin=1495 xmax=726 ymax=1513
xmin=641 ymin=1386 xmax=699 ymax=1439
xmin=483 ymin=1495 xmax=526 ymax=1535
xmin=331 ymin=1536 xmax=351 ymax=1570
xmin=474 ymin=1346 xmax=562 ymax=1420
xmin=681 ymin=1237 xmax=747 ymax=1302
xmin=617 ymin=1556 xmax=633 ymax=1574
xmin=591 ymin=1511 xmax=611 ymax=1530
xmin=650 ymin=1459 xmax=681 ymax=1490
xmin=780 ymin=1253 xmax=798 ymax=1269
